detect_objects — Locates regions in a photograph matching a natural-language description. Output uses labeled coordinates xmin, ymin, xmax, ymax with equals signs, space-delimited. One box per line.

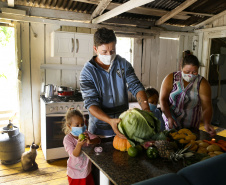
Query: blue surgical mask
xmin=71 ymin=125 xmax=87 ymax=136
xmin=149 ymin=103 xmax=157 ymax=112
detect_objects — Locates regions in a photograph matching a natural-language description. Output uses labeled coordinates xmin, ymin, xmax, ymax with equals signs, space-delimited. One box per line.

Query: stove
xmin=40 ymin=93 xmax=88 ymax=161
xmin=40 ymin=94 xmax=87 ymax=114
xmin=41 ymin=94 xmax=83 ymax=103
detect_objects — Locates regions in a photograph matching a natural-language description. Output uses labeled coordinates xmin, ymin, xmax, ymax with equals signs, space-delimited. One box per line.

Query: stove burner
xmin=41 ymin=93 xmax=83 ymax=103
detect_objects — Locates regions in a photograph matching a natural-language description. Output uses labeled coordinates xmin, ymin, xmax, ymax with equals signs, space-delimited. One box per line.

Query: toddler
xmin=146 ymin=87 xmax=165 ymax=131
xmin=63 ymin=109 xmax=101 ymax=185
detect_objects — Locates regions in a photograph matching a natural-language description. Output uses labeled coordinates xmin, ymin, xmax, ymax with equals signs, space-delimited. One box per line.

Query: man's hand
xmin=109 ymin=118 xmax=127 ymax=139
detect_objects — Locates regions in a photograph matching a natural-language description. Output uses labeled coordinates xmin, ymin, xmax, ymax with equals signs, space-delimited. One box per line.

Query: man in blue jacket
xmin=80 ymin=27 xmax=150 ymax=138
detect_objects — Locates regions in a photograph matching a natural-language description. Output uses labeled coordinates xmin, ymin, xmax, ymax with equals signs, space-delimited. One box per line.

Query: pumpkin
xmin=113 ymin=135 xmax=131 ymax=151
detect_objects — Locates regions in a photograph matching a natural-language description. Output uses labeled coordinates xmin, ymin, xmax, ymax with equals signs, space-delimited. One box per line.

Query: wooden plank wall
xmin=20 ymin=24 xmax=95 ymax=145
xmin=140 ymin=33 xmax=193 ymax=93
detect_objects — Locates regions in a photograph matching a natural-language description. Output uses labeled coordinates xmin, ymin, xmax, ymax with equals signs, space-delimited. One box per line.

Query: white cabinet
xmin=51 ymin=31 xmax=93 ymax=58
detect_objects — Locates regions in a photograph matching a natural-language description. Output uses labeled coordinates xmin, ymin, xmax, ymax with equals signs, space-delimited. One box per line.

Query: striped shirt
xmin=163 ymin=71 xmax=203 ymax=129
xmin=63 ymin=131 xmax=98 ymax=179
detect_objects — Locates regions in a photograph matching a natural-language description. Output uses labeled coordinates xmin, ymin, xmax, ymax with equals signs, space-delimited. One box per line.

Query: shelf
xmin=40 ymin=64 xmax=84 ymax=70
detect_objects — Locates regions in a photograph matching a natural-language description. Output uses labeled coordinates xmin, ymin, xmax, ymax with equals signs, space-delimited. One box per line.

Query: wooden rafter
xmin=92 ymin=0 xmax=155 ymax=24
xmin=155 ymin=0 xmax=197 ymax=26
xmin=91 ymin=0 xmax=111 ymax=19
xmin=0 ymin=12 xmax=160 ymax=35
xmin=72 ymin=0 xmax=213 ymax=19
xmin=195 ymin=10 xmax=226 ymax=29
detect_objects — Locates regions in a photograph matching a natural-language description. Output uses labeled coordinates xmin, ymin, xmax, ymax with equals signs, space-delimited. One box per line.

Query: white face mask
xmin=182 ymin=72 xmax=197 ymax=82
xmin=98 ymin=54 xmax=116 ymax=65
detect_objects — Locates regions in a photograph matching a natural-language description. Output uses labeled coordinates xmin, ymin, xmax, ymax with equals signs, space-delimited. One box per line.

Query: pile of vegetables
xmin=112 ymin=109 xmax=226 ymax=161
xmin=117 ymin=108 xmax=160 ymax=146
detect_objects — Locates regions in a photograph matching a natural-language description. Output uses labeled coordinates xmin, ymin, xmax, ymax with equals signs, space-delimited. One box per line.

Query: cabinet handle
xmin=71 ymin=38 xmax=74 ymax=52
xmin=76 ymin=39 xmax=79 ymax=53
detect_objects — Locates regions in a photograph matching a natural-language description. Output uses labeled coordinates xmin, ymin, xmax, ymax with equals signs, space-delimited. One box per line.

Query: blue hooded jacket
xmin=80 ymin=55 xmax=145 ymax=136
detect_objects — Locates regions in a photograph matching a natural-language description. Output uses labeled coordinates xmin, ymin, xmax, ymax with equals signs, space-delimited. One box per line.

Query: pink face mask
xmin=182 ymin=72 xmax=197 ymax=82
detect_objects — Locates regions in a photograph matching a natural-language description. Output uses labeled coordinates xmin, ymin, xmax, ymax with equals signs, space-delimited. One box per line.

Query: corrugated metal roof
xmin=1 ymin=0 xmax=226 ymax=28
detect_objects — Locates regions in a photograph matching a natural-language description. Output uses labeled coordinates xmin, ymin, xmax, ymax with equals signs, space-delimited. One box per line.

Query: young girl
xmin=63 ymin=109 xmax=101 ymax=185
xmin=145 ymin=87 xmax=165 ymax=131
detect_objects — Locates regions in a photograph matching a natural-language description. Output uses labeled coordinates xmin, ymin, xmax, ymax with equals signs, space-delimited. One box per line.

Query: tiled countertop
xmin=82 ymin=130 xmax=226 ymax=185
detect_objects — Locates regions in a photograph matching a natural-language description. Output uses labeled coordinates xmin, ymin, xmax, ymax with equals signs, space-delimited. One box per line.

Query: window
xmin=116 ymin=37 xmax=133 ymax=65
xmin=0 ymin=26 xmax=18 ymax=127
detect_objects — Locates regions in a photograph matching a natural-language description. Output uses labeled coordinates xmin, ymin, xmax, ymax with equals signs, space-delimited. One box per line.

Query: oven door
xmin=46 ymin=114 xmax=65 ymax=149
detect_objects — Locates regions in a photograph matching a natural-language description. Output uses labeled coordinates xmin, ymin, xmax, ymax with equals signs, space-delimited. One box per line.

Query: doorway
xmin=0 ymin=26 xmax=18 ymax=128
xmin=209 ymin=38 xmax=226 ymax=128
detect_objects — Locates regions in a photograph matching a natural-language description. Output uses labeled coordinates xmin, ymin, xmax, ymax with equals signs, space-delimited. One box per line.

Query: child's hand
xmin=84 ymin=133 xmax=91 ymax=145
xmin=77 ymin=138 xmax=87 ymax=146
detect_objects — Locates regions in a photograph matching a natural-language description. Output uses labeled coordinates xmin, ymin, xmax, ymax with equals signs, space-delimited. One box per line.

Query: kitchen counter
xmin=82 ymin=130 xmax=226 ymax=185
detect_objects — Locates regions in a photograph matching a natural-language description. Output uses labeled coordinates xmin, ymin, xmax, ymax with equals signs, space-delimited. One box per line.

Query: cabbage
xmin=118 ymin=108 xmax=160 ymax=146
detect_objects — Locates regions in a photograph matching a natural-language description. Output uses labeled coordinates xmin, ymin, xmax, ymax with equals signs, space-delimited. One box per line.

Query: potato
xmin=207 ymin=144 xmax=221 ymax=152
xmin=199 ymin=142 xmax=209 ymax=148
xmin=195 ymin=140 xmax=203 ymax=144
xmin=197 ymin=147 xmax=208 ymax=154
xmin=208 ymin=152 xmax=217 ymax=157
xmin=213 ymin=151 xmax=224 ymax=155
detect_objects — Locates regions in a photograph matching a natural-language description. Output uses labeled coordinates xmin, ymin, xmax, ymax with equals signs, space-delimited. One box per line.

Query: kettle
xmin=44 ymin=84 xmax=55 ymax=98
xmin=210 ymin=54 xmax=226 ymax=65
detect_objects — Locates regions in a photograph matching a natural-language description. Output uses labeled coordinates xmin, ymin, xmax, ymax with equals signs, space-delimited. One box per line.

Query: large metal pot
xmin=0 ymin=122 xmax=25 ymax=164
xmin=45 ymin=84 xmax=55 ymax=98
xmin=57 ymin=86 xmax=74 ymax=96
xmin=57 ymin=86 xmax=68 ymax=92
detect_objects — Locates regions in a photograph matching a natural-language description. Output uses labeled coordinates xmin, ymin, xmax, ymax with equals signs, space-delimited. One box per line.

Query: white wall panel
xmin=45 ymin=24 xmax=61 ymax=87
xmin=30 ymin=22 xmax=44 ymax=145
xmin=20 ymin=22 xmax=32 ymax=145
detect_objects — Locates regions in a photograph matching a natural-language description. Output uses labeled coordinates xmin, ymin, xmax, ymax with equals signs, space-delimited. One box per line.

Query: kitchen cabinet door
xmin=51 ymin=32 xmax=74 ymax=57
xmin=74 ymin=33 xmax=93 ymax=59
xmin=51 ymin=31 xmax=93 ymax=58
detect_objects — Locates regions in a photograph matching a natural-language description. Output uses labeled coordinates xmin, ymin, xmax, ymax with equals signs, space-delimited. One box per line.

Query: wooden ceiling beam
xmin=73 ymin=0 xmax=213 ymax=19
xmin=91 ymin=0 xmax=111 ymax=19
xmin=103 ymin=17 xmax=155 ymax=28
xmin=194 ymin=10 xmax=226 ymax=29
xmin=0 ymin=12 xmax=160 ymax=35
xmin=155 ymin=0 xmax=197 ymax=26
xmin=92 ymin=0 xmax=155 ymax=24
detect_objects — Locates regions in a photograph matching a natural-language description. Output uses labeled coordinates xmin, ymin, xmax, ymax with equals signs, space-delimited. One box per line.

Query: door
xmin=74 ymin=33 xmax=93 ymax=59
xmin=51 ymin=32 xmax=74 ymax=57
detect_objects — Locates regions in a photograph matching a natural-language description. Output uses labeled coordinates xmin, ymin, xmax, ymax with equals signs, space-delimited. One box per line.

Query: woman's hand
xmin=109 ymin=118 xmax=127 ymax=139
xmin=168 ymin=117 xmax=177 ymax=129
xmin=204 ymin=124 xmax=216 ymax=138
